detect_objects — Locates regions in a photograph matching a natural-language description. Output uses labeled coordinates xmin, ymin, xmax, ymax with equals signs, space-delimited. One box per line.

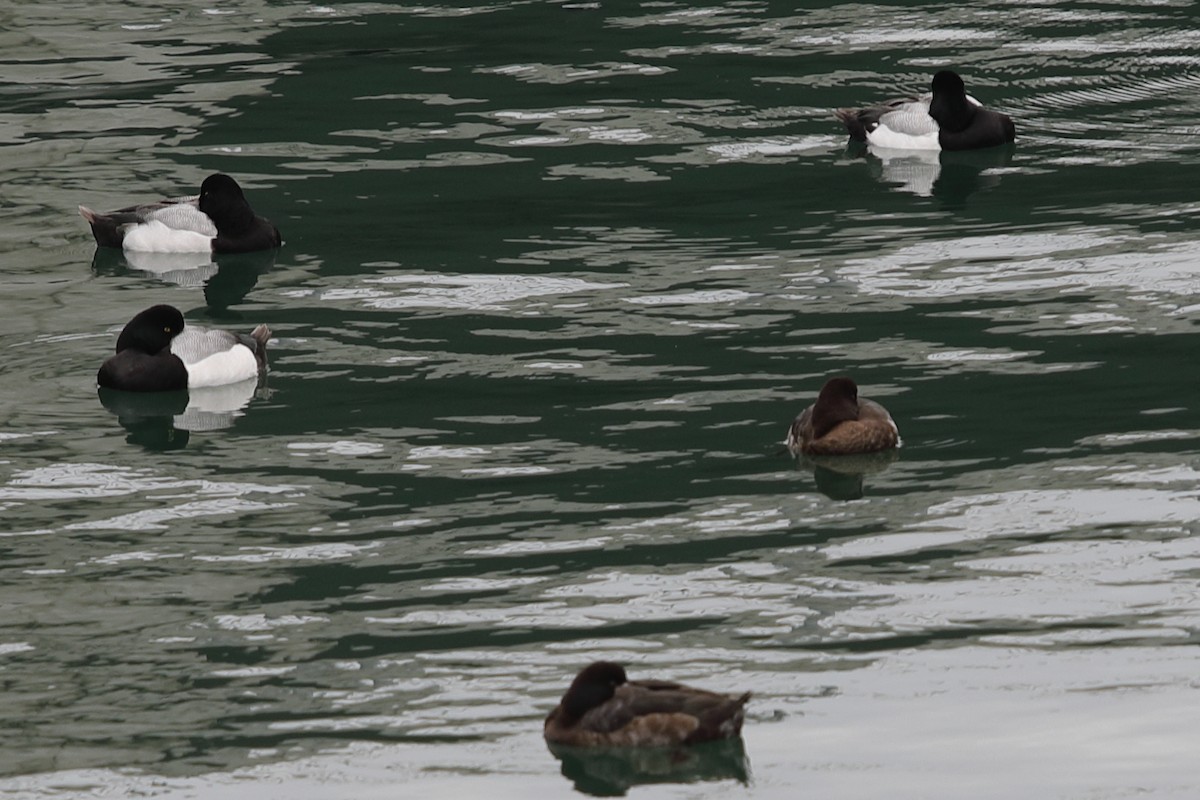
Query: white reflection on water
xmin=839 ymin=230 xmax=1200 ymax=323
xmin=303 ymin=273 xmax=626 ymax=311
xmin=0 ymin=462 xmax=301 ymax=534
xmin=827 ymin=486 xmax=1200 ymax=560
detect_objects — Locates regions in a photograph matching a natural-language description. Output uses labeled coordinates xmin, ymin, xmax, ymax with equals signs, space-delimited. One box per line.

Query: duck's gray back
xmin=147 ymin=200 xmax=217 ymax=236
xmin=878 ymin=99 xmax=939 ymax=136
xmin=169 ymin=325 xmax=241 ymax=365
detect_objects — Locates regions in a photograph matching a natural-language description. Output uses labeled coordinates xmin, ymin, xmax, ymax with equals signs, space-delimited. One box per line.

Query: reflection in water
xmin=89 ymin=247 xmax=276 ymax=314
xmin=204 ymin=249 xmax=278 ymax=316
xmin=97 ymin=378 xmax=261 ymax=449
xmin=548 ymin=737 xmax=750 ymax=797
xmin=849 ymin=142 xmax=1015 ymax=204
xmin=97 ymin=387 xmax=190 ymax=450
xmin=799 ymin=450 xmax=900 ymax=501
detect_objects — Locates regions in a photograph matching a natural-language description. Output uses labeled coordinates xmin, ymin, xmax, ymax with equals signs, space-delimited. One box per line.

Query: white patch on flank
xmin=122 ymin=220 xmax=214 ymax=253
xmin=866 ymin=126 xmax=941 ymax=150
xmin=185 ymin=346 xmax=258 ymax=388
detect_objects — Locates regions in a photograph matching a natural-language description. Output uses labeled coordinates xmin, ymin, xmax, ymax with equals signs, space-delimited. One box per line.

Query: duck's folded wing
xmin=146 ymin=200 xmax=217 ymax=236
xmin=169 ymin=325 xmax=240 ymax=365
xmin=876 ymin=100 xmax=939 ymax=136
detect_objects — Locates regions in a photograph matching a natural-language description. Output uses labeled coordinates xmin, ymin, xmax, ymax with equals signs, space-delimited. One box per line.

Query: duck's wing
xmin=168 ymin=325 xmax=242 ymax=366
xmin=835 ymin=93 xmax=924 ymax=140
xmin=875 ymin=97 xmax=938 ymax=137
xmin=858 ymin=398 xmax=898 ymax=429
xmin=579 ymin=681 xmax=748 ymax=735
xmin=144 ymin=199 xmax=217 ymax=236
xmin=80 ymin=195 xmax=214 ymax=248
xmin=786 ymin=403 xmax=815 ymax=454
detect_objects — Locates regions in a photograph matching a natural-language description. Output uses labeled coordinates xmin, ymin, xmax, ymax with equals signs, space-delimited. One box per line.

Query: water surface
xmin=2 ymin=1 xmax=1199 ymax=798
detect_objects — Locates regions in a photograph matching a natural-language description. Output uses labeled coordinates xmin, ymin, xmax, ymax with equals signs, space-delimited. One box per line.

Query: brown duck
xmin=544 ymin=661 xmax=750 ymax=748
xmin=786 ymin=376 xmax=900 ymax=456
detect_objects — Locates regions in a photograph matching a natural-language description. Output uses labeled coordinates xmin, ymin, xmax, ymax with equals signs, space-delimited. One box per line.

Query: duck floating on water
xmin=98 ymin=304 xmax=271 ymax=392
xmin=836 ymin=70 xmax=1015 ymax=151
xmin=786 ymin=376 xmax=900 ymax=456
xmin=80 ymin=173 xmax=281 ymax=254
xmin=544 ymin=661 xmax=751 ymax=748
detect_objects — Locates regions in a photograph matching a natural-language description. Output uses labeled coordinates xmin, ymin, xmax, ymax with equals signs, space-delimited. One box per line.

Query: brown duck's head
xmin=811 ymin=376 xmax=861 ymax=439
xmin=561 ymin=661 xmax=628 ymax=721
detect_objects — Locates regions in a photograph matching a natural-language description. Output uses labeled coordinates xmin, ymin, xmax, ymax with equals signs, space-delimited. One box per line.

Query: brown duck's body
xmin=544 ymin=662 xmax=750 ymax=748
xmin=787 ymin=377 xmax=900 ymax=457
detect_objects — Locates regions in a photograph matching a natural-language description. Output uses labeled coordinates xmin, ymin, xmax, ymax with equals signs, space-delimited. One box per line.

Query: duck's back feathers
xmin=787 ymin=377 xmax=900 ymax=457
xmin=836 ymin=95 xmax=935 ymax=142
xmin=167 ymin=323 xmax=269 ymax=389
xmin=545 ymin=662 xmax=750 ymax=748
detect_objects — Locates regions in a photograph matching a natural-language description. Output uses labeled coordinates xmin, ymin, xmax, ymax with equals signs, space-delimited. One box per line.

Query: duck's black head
xmin=811 ymin=376 xmax=860 ymax=439
xmin=561 ymin=661 xmax=628 ymax=721
xmin=114 ymin=304 xmax=185 ymax=355
xmin=928 ymin=70 xmax=975 ymax=133
xmin=199 ymin=173 xmax=255 ymax=234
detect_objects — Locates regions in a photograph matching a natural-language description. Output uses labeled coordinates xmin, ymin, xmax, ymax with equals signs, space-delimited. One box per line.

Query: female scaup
xmin=97 ymin=304 xmax=271 ymax=392
xmin=80 ymin=173 xmax=281 ymax=254
xmin=836 ymin=70 xmax=1015 ymax=151
xmin=544 ymin=661 xmax=751 ymax=748
xmin=786 ymin=377 xmax=900 ymax=456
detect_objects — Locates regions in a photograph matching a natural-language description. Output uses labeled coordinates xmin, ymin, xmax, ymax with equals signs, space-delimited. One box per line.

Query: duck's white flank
xmin=122 ymin=220 xmax=214 ymax=253
xmin=184 ymin=346 xmax=259 ymax=388
xmin=866 ymin=127 xmax=940 ymax=150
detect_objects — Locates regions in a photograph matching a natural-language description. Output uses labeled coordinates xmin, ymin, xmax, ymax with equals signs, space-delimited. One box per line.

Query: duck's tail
xmin=249 ymin=324 xmax=272 ymax=370
xmin=834 ymin=108 xmax=870 ymax=141
xmin=79 ymin=205 xmax=127 ymax=248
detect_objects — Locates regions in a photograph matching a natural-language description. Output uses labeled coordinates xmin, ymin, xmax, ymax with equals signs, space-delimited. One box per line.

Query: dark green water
xmin=2 ymin=2 xmax=1199 ymax=797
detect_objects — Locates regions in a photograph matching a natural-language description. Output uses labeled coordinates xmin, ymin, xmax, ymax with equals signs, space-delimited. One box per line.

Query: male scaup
xmin=836 ymin=70 xmax=1015 ymax=151
xmin=544 ymin=661 xmax=750 ymax=748
xmin=786 ymin=377 xmax=900 ymax=456
xmin=80 ymin=173 xmax=281 ymax=254
xmin=97 ymin=304 xmax=271 ymax=392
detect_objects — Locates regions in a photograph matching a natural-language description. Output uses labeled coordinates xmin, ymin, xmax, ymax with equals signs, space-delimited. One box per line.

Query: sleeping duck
xmin=98 ymin=304 xmax=271 ymax=392
xmin=836 ymin=70 xmax=1015 ymax=151
xmin=544 ymin=661 xmax=751 ymax=748
xmin=786 ymin=376 xmax=900 ymax=456
xmin=80 ymin=173 xmax=281 ymax=254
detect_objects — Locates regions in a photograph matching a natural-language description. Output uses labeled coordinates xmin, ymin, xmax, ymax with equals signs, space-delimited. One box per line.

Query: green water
xmin=2 ymin=2 xmax=1199 ymax=797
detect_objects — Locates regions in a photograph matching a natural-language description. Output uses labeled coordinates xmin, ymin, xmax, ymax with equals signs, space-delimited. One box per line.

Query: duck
xmin=835 ymin=70 xmax=1015 ymax=151
xmin=544 ymin=661 xmax=751 ymax=748
xmin=79 ymin=173 xmax=281 ymax=254
xmin=786 ymin=376 xmax=900 ymax=456
xmin=97 ymin=304 xmax=271 ymax=392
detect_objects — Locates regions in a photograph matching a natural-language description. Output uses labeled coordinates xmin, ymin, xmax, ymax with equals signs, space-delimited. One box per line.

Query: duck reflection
xmin=798 ymin=449 xmax=899 ymax=501
xmin=547 ymin=737 xmax=750 ymax=797
xmin=848 ymin=142 xmax=1014 ymax=204
xmin=89 ymin=247 xmax=276 ymax=314
xmin=97 ymin=377 xmax=262 ymax=450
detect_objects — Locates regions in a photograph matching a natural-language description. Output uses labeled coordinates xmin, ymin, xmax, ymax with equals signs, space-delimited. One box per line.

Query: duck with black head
xmin=835 ymin=69 xmax=1015 ymax=151
xmin=544 ymin=661 xmax=751 ymax=748
xmin=97 ymin=304 xmax=271 ymax=393
xmin=80 ymin=173 xmax=281 ymax=254
xmin=786 ymin=377 xmax=900 ymax=457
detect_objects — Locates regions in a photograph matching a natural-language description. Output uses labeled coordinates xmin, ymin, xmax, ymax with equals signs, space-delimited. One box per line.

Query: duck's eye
xmin=164 ymin=326 xmax=172 ymax=333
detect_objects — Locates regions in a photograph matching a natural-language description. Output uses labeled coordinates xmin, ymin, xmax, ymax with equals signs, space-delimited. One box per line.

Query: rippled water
xmin=3 ymin=1 xmax=1199 ymax=797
